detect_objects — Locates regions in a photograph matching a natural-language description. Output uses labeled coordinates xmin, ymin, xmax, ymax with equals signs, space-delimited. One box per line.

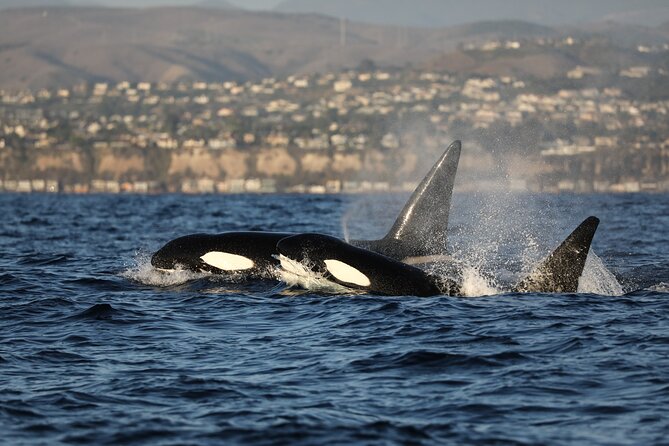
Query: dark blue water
xmin=1 ymin=193 xmax=668 ymax=445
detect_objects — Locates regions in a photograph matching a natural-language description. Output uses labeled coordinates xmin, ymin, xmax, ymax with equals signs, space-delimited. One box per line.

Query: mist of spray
xmin=339 ymin=118 xmax=624 ymax=296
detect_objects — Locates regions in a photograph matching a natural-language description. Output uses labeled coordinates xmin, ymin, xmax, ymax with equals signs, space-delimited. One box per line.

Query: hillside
xmin=0 ymin=7 xmax=563 ymax=90
xmin=275 ymin=0 xmax=669 ymax=27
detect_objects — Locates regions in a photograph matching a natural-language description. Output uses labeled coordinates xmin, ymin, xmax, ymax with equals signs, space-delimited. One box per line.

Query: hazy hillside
xmin=571 ymin=21 xmax=669 ymax=46
xmin=0 ymin=6 xmax=666 ymax=90
xmin=0 ymin=7 xmax=564 ymax=89
xmin=276 ymin=0 xmax=669 ymax=27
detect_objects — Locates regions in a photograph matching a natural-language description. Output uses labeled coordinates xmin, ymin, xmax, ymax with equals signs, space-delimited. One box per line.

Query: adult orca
xmin=151 ymin=141 xmax=462 ymax=276
xmin=275 ymin=216 xmax=600 ymax=296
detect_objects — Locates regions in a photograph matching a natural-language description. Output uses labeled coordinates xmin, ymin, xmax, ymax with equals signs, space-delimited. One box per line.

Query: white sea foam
xmin=121 ymin=252 xmax=209 ymax=287
xmin=648 ymin=282 xmax=669 ymax=293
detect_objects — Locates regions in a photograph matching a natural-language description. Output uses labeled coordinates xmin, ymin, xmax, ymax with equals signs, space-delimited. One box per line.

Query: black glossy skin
xmin=151 ymin=232 xmax=293 ymax=274
xmin=150 ymin=231 xmax=409 ymax=276
xmin=277 ymin=233 xmax=453 ymax=297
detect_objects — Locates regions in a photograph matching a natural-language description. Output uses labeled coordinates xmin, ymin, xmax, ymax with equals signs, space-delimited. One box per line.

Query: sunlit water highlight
xmin=1 ymin=193 xmax=668 ymax=445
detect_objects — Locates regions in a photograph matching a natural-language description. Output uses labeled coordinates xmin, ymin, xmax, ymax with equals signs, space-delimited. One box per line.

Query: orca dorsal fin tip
xmin=379 ymin=141 xmax=461 ymax=257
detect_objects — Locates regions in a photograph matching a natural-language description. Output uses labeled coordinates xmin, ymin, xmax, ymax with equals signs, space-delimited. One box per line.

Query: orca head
xmin=151 ymin=233 xmax=257 ymax=273
xmin=278 ymin=233 xmax=377 ymax=289
xmin=151 ymin=234 xmax=212 ymax=271
xmin=276 ymin=233 xmax=339 ymax=273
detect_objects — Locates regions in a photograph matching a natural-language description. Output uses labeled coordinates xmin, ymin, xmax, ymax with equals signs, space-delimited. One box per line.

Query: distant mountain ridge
xmin=0 ymin=6 xmax=665 ymax=90
xmin=0 ymin=7 xmax=563 ymax=90
xmin=276 ymin=0 xmax=669 ymax=27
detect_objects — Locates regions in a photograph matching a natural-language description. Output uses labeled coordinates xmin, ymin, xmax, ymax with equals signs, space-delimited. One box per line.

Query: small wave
xmin=17 ymin=253 xmax=72 ymax=266
xmin=69 ymin=303 xmax=115 ymax=320
xmin=20 ymin=217 xmax=51 ymax=226
xmin=0 ymin=404 xmax=43 ymax=419
xmin=22 ymin=423 xmax=60 ymax=434
xmin=64 ymin=277 xmax=133 ymax=292
xmin=350 ymin=350 xmax=513 ymax=372
xmin=0 ymin=273 xmax=18 ymax=285
xmin=32 ymin=349 xmax=90 ymax=364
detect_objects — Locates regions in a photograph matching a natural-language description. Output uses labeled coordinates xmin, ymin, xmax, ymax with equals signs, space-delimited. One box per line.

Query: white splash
xmin=459 ymin=265 xmax=501 ymax=297
xmin=649 ymin=283 xmax=669 ymax=293
xmin=578 ymin=251 xmax=624 ymax=296
xmin=121 ymin=253 xmax=209 ymax=287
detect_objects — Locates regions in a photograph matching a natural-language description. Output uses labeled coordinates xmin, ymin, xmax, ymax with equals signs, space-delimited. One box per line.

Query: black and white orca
xmin=276 ymin=217 xmax=601 ymax=296
xmin=276 ymin=233 xmax=460 ymax=296
xmin=151 ymin=141 xmax=462 ymax=276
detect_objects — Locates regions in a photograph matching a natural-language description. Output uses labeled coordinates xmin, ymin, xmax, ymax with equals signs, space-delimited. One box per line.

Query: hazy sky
xmin=227 ymin=0 xmax=282 ymax=9
xmin=79 ymin=0 xmax=283 ymax=9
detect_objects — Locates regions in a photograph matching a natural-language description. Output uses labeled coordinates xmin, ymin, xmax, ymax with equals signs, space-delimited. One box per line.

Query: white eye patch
xmin=200 ymin=252 xmax=255 ymax=271
xmin=324 ymin=259 xmax=371 ymax=287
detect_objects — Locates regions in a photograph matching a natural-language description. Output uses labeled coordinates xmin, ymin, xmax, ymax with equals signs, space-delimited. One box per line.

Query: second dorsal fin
xmin=514 ymin=216 xmax=600 ymax=293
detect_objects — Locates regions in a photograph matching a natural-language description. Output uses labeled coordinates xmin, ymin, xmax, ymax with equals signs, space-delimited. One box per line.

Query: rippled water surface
xmin=1 ymin=193 xmax=668 ymax=445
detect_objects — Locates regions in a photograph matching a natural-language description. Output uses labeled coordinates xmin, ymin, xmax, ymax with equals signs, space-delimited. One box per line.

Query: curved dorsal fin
xmin=353 ymin=141 xmax=461 ymax=259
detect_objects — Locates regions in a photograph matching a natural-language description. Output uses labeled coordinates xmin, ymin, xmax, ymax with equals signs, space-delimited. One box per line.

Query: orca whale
xmin=275 ymin=216 xmax=601 ymax=296
xmin=277 ymin=233 xmax=459 ymax=296
xmin=151 ymin=231 xmax=293 ymax=275
xmin=151 ymin=141 xmax=462 ymax=276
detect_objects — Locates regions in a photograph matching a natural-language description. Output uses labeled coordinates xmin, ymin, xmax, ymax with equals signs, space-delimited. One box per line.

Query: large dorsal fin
xmin=385 ymin=140 xmax=461 ymax=249
xmin=514 ymin=216 xmax=600 ymax=293
xmin=352 ymin=141 xmax=461 ymax=260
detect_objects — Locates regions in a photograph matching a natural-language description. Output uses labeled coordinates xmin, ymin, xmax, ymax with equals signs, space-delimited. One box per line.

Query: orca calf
xmin=276 ymin=217 xmax=601 ymax=296
xmin=151 ymin=141 xmax=462 ymax=277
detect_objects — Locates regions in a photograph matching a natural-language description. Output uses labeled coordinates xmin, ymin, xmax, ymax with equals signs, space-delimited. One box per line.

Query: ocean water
xmin=1 ymin=192 xmax=668 ymax=445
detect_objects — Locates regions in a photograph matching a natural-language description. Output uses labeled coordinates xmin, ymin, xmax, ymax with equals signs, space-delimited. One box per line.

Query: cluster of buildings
xmin=1 ymin=43 xmax=668 ymax=193
xmin=463 ymin=35 xmax=669 ymax=56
